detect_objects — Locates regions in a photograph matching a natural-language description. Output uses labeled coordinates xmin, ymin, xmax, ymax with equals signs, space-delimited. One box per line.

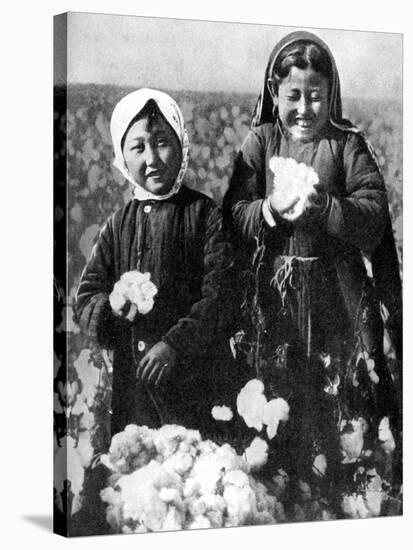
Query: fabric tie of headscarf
xmin=110 ymin=88 xmax=189 ymax=201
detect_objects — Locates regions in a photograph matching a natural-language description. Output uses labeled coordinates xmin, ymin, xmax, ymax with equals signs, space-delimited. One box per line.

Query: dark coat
xmin=224 ymin=122 xmax=399 ymax=348
xmin=76 ymin=186 xmax=235 ymax=436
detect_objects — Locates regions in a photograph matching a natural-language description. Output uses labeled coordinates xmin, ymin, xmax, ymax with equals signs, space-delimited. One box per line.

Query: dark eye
xmin=156 ymin=136 xmax=169 ymax=147
xmin=132 ymin=144 xmax=144 ymax=153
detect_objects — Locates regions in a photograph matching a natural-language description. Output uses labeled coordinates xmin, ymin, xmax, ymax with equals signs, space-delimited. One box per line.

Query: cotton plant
xmin=109 ymin=271 xmax=158 ymax=320
xmin=269 ymin=156 xmax=319 ymax=221
xmin=236 ymin=379 xmax=289 ymax=439
xmin=99 ymin=423 xmax=284 ymax=533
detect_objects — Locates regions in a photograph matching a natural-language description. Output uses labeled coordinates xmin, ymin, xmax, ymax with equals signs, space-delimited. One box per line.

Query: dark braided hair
xmin=271 ymin=40 xmax=333 ymax=90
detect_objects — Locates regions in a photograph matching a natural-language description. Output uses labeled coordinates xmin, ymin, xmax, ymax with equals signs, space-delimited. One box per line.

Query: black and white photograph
xmin=2 ymin=2 xmax=410 ymax=548
xmin=53 ymin=10 xmax=403 ymax=538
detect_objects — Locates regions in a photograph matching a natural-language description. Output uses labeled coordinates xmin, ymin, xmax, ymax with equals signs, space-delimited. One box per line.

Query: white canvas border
xmin=1 ymin=1 xmax=410 ymax=549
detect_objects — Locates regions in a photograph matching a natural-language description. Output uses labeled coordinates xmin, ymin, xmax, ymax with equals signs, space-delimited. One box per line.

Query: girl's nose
xmin=297 ymin=97 xmax=310 ymax=115
xmin=146 ymin=145 xmax=159 ymax=166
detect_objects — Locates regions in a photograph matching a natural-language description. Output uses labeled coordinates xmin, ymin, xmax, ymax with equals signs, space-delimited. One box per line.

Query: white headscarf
xmin=110 ymin=88 xmax=189 ymax=201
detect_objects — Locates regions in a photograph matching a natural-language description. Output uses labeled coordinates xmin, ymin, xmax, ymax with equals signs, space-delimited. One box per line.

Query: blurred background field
xmin=58 ymin=84 xmax=402 ymax=296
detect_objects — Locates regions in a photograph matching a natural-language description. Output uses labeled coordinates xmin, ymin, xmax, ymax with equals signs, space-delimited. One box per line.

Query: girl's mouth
xmin=146 ymin=171 xmax=163 ymax=180
xmin=295 ymin=119 xmax=313 ymax=129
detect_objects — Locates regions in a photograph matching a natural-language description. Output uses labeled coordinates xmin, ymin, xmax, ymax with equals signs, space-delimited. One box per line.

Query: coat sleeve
xmin=324 ymin=132 xmax=389 ymax=252
xmin=162 ymin=204 xmax=234 ymax=361
xmin=223 ymin=129 xmax=271 ymax=244
xmin=75 ymin=217 xmax=122 ymax=349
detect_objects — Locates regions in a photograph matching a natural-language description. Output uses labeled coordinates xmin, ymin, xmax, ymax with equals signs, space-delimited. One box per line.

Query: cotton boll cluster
xmin=101 ymin=424 xmax=157 ymax=474
xmin=341 ymin=467 xmax=386 ymax=518
xmin=109 ymin=271 xmax=158 ymax=320
xmin=339 ymin=417 xmax=368 ymax=463
xmin=269 ymin=157 xmax=319 ymax=221
xmin=236 ymin=379 xmax=289 ymax=439
xmin=100 ymin=424 xmax=283 ymax=533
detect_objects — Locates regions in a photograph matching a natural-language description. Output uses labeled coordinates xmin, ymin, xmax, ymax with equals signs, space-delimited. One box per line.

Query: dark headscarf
xmin=252 ymin=30 xmax=349 ymax=129
xmin=252 ymin=30 xmax=402 ymax=358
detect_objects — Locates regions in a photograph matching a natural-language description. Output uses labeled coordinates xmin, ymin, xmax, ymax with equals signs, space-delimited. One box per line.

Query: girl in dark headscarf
xmin=223 ymin=32 xmax=401 ymax=487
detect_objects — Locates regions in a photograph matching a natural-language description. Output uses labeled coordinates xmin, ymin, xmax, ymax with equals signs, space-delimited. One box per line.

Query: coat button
xmin=138 ymin=340 xmax=146 ymax=351
xmin=144 ymin=205 xmax=152 ymax=213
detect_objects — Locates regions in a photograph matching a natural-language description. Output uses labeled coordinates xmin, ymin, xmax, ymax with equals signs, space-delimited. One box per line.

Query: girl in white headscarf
xmin=77 ymin=89 xmax=234 ymax=436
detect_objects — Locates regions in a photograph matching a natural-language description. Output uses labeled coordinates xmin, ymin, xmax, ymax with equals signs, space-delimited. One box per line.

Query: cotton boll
xmin=112 ymin=271 xmax=158 ymax=317
xmin=154 ymin=425 xmax=201 ymax=459
xmin=136 ymin=297 xmax=154 ymax=315
xmin=109 ymin=286 xmax=126 ymax=315
xmin=161 ymin=506 xmax=185 ymax=531
xmin=183 ymin=478 xmax=200 ymax=500
xmin=340 ymin=418 xmax=365 ymax=463
xmin=211 ymin=405 xmax=233 ymax=421
xmin=188 ymin=454 xmax=225 ymax=495
xmin=100 ymin=487 xmax=123 ymax=530
xmin=198 ymin=440 xmax=219 ymax=456
xmin=312 ymin=454 xmax=327 ymax=477
xmin=223 ymin=469 xmax=250 ymax=488
xmin=102 ymin=425 xmax=156 ymax=474
xmin=187 ymin=496 xmax=207 ymax=518
xmin=199 ymin=494 xmax=226 ymax=528
xmin=163 ymin=451 xmax=194 ymax=477
xmin=223 ymin=484 xmax=256 ymax=527
xmin=341 ymin=494 xmax=369 ymax=519
xmin=116 ymin=464 xmax=179 ymax=532
xmin=262 ymin=398 xmax=290 ymax=439
xmin=188 ymin=443 xmax=247 ymax=496
xmin=188 ymin=515 xmax=212 ymax=529
xmin=269 ymin=157 xmax=319 ymax=221
xmin=378 ymin=417 xmax=396 ymax=454
xmin=159 ymin=489 xmax=186 ymax=519
xmin=244 ymin=437 xmax=269 ymax=471
xmin=140 ymin=280 xmax=158 ymax=300
xmin=236 ymin=378 xmax=267 ymax=431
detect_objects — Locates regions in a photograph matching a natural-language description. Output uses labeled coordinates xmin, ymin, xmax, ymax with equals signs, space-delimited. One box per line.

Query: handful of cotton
xmin=109 ymin=271 xmax=158 ymax=321
xmin=269 ymin=157 xmax=319 ymax=221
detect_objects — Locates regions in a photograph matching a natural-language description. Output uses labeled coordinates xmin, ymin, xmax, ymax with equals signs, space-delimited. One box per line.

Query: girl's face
xmin=122 ymin=114 xmax=182 ymax=195
xmin=274 ymin=66 xmax=330 ymax=143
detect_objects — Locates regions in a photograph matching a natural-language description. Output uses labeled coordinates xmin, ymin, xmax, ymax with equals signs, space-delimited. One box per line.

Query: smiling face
xmin=122 ymin=111 xmax=182 ymax=195
xmin=275 ymin=66 xmax=330 ymax=143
